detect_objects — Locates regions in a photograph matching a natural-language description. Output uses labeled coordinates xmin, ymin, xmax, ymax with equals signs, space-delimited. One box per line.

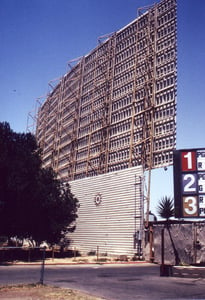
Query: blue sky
xmin=1 ymin=0 xmax=205 ymax=215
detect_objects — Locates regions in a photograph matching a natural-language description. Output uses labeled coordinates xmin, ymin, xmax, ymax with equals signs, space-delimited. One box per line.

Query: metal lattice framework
xmin=35 ymin=0 xmax=177 ymax=183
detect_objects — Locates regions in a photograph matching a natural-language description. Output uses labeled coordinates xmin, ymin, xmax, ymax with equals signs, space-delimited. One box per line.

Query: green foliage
xmin=0 ymin=122 xmax=79 ymax=245
xmin=157 ymin=196 xmax=174 ymax=220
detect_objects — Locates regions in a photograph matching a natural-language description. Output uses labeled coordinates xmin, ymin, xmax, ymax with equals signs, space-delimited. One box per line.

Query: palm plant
xmin=157 ymin=196 xmax=180 ymax=265
xmin=157 ymin=196 xmax=174 ymax=221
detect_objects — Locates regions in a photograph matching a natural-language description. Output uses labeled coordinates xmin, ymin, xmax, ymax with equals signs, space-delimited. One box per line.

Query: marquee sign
xmin=174 ymin=148 xmax=205 ymax=218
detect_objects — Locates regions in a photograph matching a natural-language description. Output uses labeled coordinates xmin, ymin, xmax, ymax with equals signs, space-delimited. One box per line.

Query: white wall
xmin=69 ymin=166 xmax=143 ymax=256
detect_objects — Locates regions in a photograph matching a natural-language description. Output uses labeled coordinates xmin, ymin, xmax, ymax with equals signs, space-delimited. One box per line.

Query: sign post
xmin=173 ymin=148 xmax=205 ymax=218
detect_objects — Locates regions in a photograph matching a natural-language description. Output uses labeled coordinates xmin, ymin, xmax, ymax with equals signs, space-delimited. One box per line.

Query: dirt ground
xmin=0 ymin=284 xmax=104 ymax=300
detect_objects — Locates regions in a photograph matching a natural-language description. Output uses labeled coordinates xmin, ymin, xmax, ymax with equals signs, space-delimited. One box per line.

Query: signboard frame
xmin=174 ymin=148 xmax=205 ymax=218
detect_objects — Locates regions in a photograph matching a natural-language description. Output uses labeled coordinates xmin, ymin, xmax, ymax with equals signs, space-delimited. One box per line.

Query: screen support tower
xmin=34 ymin=0 xmax=177 ymax=228
xmin=137 ymin=4 xmax=157 ymax=227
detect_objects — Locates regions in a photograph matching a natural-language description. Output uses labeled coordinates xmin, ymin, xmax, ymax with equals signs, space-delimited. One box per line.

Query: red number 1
xmin=181 ymin=151 xmax=196 ymax=172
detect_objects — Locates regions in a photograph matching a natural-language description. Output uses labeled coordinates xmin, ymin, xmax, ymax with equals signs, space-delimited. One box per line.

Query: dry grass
xmin=0 ymin=284 xmax=104 ymax=299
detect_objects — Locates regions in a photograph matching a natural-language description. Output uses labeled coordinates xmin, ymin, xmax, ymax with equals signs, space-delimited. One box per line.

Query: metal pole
xmin=134 ymin=175 xmax=137 ymax=250
xmin=97 ymin=246 xmax=99 ymax=262
xmin=145 ymin=167 xmax=152 ymax=227
xmin=39 ymin=247 xmax=46 ymax=285
xmin=160 ymin=228 xmax=165 ymax=276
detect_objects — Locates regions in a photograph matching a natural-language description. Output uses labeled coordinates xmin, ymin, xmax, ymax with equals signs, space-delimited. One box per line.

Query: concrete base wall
xmin=153 ymin=223 xmax=205 ymax=265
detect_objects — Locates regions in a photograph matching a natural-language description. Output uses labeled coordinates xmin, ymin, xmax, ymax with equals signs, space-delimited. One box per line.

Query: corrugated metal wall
xmin=69 ymin=166 xmax=143 ymax=256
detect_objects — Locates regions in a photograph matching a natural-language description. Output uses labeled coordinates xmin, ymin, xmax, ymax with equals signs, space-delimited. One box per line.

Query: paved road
xmin=0 ymin=263 xmax=205 ymax=299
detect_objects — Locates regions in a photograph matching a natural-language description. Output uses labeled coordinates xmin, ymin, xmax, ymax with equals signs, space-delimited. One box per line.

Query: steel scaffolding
xmin=35 ymin=0 xmax=177 ymax=184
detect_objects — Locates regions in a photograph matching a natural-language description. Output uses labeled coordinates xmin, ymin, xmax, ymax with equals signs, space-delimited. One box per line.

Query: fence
xmin=152 ymin=222 xmax=205 ymax=265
